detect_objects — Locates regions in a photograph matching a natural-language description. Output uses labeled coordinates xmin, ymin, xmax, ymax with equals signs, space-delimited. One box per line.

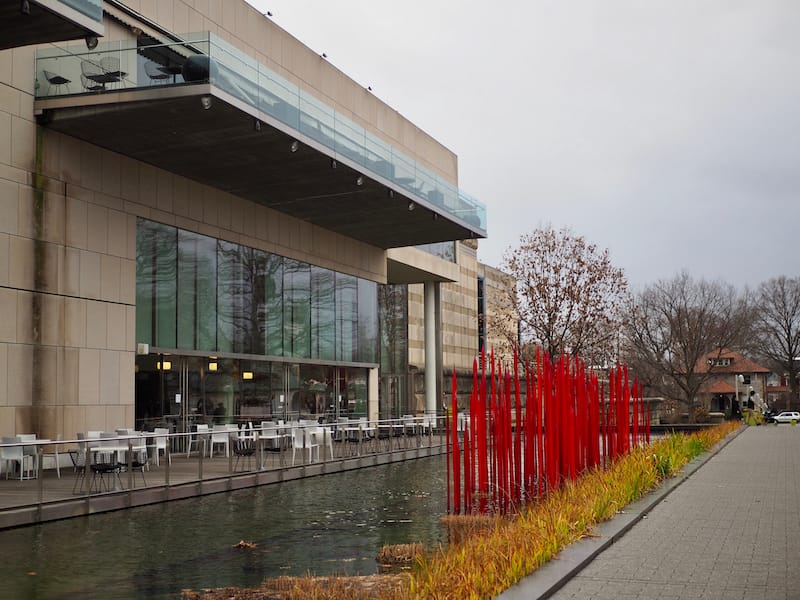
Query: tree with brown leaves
xmin=497 ymin=226 xmax=629 ymax=363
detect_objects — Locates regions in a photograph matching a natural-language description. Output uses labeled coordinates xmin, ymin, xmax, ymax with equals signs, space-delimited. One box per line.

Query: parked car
xmin=770 ymin=411 xmax=800 ymax=424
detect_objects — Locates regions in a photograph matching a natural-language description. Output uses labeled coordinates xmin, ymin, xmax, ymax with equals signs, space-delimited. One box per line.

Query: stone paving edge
xmin=495 ymin=426 xmax=746 ymax=600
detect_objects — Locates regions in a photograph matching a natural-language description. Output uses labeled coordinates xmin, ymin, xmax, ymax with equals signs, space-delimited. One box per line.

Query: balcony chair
xmin=80 ymin=60 xmax=118 ymax=89
xmin=99 ymin=56 xmax=126 ymax=80
xmin=144 ymin=61 xmax=170 ymax=84
xmin=43 ymin=70 xmax=70 ymax=94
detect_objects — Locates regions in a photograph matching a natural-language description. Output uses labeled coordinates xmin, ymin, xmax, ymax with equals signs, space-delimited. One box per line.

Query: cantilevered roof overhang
xmin=33 ymin=34 xmax=487 ymax=250
xmin=0 ymin=0 xmax=103 ymax=51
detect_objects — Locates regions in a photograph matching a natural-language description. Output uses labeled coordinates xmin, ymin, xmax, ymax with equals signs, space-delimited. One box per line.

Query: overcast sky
xmin=245 ymin=1 xmax=799 ymax=291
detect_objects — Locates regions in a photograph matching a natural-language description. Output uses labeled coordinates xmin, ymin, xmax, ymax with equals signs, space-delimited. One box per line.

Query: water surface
xmin=0 ymin=455 xmax=448 ymax=599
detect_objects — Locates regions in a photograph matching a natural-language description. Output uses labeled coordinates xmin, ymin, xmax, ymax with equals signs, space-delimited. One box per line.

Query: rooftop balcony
xmin=0 ymin=0 xmax=103 ymax=51
xmin=34 ymin=33 xmax=487 ymax=249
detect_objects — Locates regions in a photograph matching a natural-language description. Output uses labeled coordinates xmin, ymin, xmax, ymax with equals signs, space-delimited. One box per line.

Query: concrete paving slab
xmin=499 ymin=424 xmax=770 ymax=600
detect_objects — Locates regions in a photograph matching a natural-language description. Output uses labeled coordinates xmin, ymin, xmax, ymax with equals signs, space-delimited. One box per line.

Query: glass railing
xmin=59 ymin=0 xmax=103 ymax=22
xmin=416 ymin=241 xmax=456 ymax=262
xmin=34 ymin=32 xmax=487 ymax=234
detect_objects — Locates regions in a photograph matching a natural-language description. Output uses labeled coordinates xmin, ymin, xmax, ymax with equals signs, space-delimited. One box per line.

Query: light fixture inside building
xmin=433 ymin=212 xmax=439 ymax=220
xmin=408 ymin=201 xmax=415 ymax=211
xmin=200 ymin=95 xmax=212 ymax=110
xmin=331 ymin=159 xmax=337 ymax=169
xmin=85 ymin=35 xmax=99 ymax=50
xmin=355 ymin=176 xmax=364 ymax=186
xmin=20 ymin=0 xmax=30 ymax=15
xmin=243 ymin=371 xmax=254 ymax=380
xmin=387 ymin=189 xmax=394 ymax=198
xmin=208 ymin=361 xmax=218 ymax=372
xmin=290 ymin=140 xmax=299 ymax=153
xmin=157 ymin=360 xmax=172 ymax=371
xmin=254 ymin=119 xmax=261 ymax=131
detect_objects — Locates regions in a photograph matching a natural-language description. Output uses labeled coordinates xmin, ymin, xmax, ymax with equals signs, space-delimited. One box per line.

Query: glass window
xmin=357 ymin=279 xmax=378 ymax=363
xmin=238 ymin=360 xmax=275 ymax=422
xmin=379 ymin=284 xmax=408 ymax=419
xmin=137 ymin=218 xmax=382 ymax=367
xmin=216 ymin=240 xmax=238 ymax=353
xmin=311 ymin=266 xmax=335 ymax=360
xmin=154 ymin=223 xmax=177 ymax=348
xmin=135 ymin=220 xmax=155 ymax=346
xmin=283 ymin=259 xmax=311 ymax=358
xmin=177 ymin=230 xmax=218 ymax=351
xmin=263 ymin=253 xmax=283 ymax=356
xmin=217 ymin=242 xmax=259 ymax=354
xmin=336 ymin=273 xmax=357 ymax=362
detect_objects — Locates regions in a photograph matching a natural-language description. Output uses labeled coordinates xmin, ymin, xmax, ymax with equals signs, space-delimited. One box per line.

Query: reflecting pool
xmin=0 ymin=455 xmax=447 ymax=599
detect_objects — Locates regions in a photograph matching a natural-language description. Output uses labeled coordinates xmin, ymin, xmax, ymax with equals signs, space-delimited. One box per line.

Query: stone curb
xmin=496 ymin=426 xmax=746 ymax=600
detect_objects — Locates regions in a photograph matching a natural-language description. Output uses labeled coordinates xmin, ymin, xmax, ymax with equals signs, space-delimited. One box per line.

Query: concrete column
xmin=368 ymin=367 xmax=379 ymax=423
xmin=424 ymin=281 xmax=437 ymax=416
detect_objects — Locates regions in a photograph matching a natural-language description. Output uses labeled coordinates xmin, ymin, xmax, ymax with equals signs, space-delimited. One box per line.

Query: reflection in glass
xmin=357 ymin=279 xmax=378 ymax=363
xmin=263 ymin=253 xmax=283 ymax=356
xmin=312 ymin=266 xmax=335 ymax=360
xmin=178 ymin=230 xmax=217 ymax=351
xmin=136 ymin=218 xmax=380 ymax=366
xmin=336 ymin=273 xmax=357 ymax=362
xmin=283 ymin=259 xmax=311 ymax=358
xmin=379 ymin=284 xmax=409 ymax=418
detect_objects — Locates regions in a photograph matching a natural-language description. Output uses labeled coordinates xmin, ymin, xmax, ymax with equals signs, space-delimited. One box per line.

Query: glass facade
xmin=135 ymin=218 xmax=381 ymax=429
xmin=378 ymin=284 xmax=409 ymax=418
xmin=136 ymin=218 xmax=378 ymax=363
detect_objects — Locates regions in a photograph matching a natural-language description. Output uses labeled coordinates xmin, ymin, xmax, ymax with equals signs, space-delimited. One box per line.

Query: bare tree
xmin=624 ymin=272 xmax=752 ymax=422
xmin=500 ymin=226 xmax=629 ymax=362
xmin=753 ymin=276 xmax=800 ymax=404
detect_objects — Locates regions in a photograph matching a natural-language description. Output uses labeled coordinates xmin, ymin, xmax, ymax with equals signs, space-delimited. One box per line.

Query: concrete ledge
xmin=497 ymin=427 xmax=744 ymax=599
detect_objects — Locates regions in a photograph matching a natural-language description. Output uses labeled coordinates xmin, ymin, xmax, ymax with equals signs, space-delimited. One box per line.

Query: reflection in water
xmin=0 ymin=456 xmax=447 ymax=599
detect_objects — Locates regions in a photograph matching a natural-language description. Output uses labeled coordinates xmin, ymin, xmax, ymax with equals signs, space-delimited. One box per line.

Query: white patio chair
xmin=309 ymin=426 xmax=334 ymax=459
xmin=153 ymin=428 xmax=170 ymax=466
xmin=41 ymin=434 xmax=62 ymax=478
xmin=291 ymin=427 xmax=319 ymax=465
xmin=0 ymin=437 xmax=34 ymax=480
xmin=16 ymin=434 xmax=39 ymax=479
xmin=186 ymin=424 xmax=209 ymax=457
xmin=209 ymin=425 xmax=231 ymax=458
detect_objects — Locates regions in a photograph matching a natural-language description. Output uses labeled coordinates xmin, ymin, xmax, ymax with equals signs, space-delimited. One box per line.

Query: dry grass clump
xmin=181 ymin=574 xmax=410 ymax=600
xmin=440 ymin=513 xmax=498 ymax=546
xmin=376 ymin=543 xmax=425 ymax=568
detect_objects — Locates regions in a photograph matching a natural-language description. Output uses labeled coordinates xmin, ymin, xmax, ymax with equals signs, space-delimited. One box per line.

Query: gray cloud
xmin=248 ymin=0 xmax=800 ymax=288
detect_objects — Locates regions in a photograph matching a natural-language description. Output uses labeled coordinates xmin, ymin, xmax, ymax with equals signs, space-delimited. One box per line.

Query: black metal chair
xmin=233 ymin=438 xmax=256 ymax=472
xmin=43 ymin=70 xmax=70 ymax=94
xmin=89 ymin=460 xmax=122 ymax=493
xmin=69 ymin=450 xmax=87 ymax=493
xmin=126 ymin=450 xmax=149 ymax=487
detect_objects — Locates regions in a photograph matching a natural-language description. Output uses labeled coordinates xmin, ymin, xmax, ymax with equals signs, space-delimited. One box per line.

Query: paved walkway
xmin=502 ymin=425 xmax=800 ymax=600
